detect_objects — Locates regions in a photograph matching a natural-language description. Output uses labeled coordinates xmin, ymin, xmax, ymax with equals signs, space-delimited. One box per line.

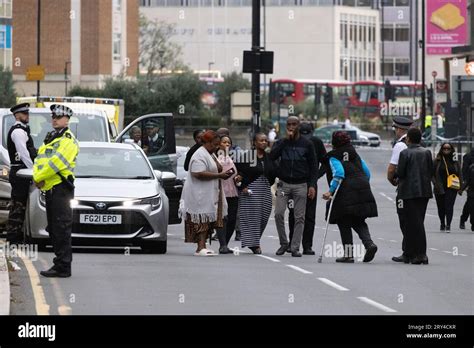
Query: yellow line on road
xmin=21 ymin=255 xmax=50 ymax=315
xmin=38 ymin=259 xmax=72 ymax=315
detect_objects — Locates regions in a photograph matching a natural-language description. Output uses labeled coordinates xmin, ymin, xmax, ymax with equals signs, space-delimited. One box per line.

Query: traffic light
xmin=314 ymin=84 xmax=321 ymax=105
xmin=324 ymin=86 xmax=333 ymax=105
xmin=384 ymin=80 xmax=393 ymax=102
xmin=427 ymin=85 xmax=434 ymax=111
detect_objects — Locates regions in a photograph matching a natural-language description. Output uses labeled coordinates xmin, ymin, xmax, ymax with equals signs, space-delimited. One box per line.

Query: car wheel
xmin=141 ymin=241 xmax=167 ymax=254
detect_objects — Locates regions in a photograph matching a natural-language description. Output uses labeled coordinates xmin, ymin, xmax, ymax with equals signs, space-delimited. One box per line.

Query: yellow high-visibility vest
xmin=33 ymin=129 xmax=79 ymax=191
xmin=425 ymin=115 xmax=433 ymax=128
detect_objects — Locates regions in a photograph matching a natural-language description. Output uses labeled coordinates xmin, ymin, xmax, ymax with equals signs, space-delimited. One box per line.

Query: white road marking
xmin=379 ymin=192 xmax=394 ymax=202
xmin=377 ymin=237 xmax=385 ymax=240
xmin=429 ymin=248 xmax=438 ymax=251
xmin=58 ymin=305 xmax=72 ymax=315
xmin=21 ymin=256 xmax=50 ymax=315
xmin=389 ymin=240 xmax=398 ymax=243
xmin=286 ymin=265 xmax=313 ymax=274
xmin=442 ymin=251 xmax=452 ymax=254
xmin=317 ymin=278 xmax=350 ymax=291
xmin=357 ymin=297 xmax=397 ymax=313
xmin=257 ymin=255 xmax=281 ymax=263
xmin=459 ymin=254 xmax=467 ymax=257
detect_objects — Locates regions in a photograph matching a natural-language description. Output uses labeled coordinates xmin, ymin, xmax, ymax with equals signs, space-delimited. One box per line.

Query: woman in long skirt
xmin=236 ymin=133 xmax=276 ymax=254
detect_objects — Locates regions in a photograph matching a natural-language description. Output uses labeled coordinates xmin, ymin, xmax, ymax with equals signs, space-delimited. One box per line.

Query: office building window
xmin=113 ymin=33 xmax=122 ymax=61
xmin=382 ymin=26 xmax=393 ymax=41
xmin=395 ymin=60 xmax=409 ymax=75
xmin=0 ymin=0 xmax=12 ymax=17
xmin=395 ymin=0 xmax=409 ymax=6
xmin=395 ymin=25 xmax=409 ymax=41
xmin=113 ymin=0 xmax=122 ymax=11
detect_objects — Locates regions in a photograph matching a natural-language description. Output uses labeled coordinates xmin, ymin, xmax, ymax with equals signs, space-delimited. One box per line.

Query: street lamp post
xmin=37 ymin=0 xmax=41 ymax=97
xmin=420 ymin=0 xmax=427 ymax=133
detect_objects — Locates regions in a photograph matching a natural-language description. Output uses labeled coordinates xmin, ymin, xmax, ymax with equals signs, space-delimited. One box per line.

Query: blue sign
xmin=0 ymin=25 xmax=12 ymax=49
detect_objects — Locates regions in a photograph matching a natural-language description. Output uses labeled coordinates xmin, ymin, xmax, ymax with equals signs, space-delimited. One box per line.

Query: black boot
xmin=363 ymin=243 xmax=378 ymax=263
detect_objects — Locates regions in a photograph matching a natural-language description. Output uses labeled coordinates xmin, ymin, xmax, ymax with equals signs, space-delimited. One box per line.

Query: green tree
xmin=0 ymin=65 xmax=17 ymax=107
xmin=215 ymin=72 xmax=251 ymax=120
xmin=139 ymin=15 xmax=187 ymax=80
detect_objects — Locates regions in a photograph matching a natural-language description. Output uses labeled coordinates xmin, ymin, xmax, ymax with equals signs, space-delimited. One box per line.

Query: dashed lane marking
xmin=286 ymin=265 xmax=313 ymax=274
xmin=257 ymin=255 xmax=281 ymax=263
xmin=357 ymin=296 xmax=397 ymax=313
xmin=317 ymin=277 xmax=350 ymax=291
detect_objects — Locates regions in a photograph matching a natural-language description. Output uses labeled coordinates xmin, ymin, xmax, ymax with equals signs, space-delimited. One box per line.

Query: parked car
xmin=17 ymin=142 xmax=175 ymax=253
xmin=176 ymin=146 xmax=190 ymax=184
xmin=313 ymin=123 xmax=381 ymax=147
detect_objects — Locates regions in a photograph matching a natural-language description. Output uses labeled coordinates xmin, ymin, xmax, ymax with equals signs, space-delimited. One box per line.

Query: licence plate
xmin=79 ymin=214 xmax=122 ymax=224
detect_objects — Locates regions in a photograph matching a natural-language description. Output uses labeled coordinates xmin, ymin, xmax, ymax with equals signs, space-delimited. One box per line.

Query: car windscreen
xmin=75 ymin=147 xmax=154 ymax=179
xmin=2 ymin=113 xmax=108 ymax=149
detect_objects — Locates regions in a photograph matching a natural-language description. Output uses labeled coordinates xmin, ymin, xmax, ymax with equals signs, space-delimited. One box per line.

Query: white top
xmin=268 ymin=129 xmax=277 ymax=142
xmin=179 ymin=146 xmax=227 ymax=223
xmin=10 ymin=122 xmax=33 ymax=168
xmin=389 ymin=134 xmax=408 ymax=165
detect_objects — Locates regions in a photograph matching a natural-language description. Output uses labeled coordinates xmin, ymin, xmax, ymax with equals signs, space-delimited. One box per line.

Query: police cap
xmin=10 ymin=103 xmax=30 ymax=115
xmin=145 ymin=121 xmax=158 ymax=129
xmin=392 ymin=116 xmax=413 ymax=130
xmin=50 ymin=104 xmax=73 ymax=118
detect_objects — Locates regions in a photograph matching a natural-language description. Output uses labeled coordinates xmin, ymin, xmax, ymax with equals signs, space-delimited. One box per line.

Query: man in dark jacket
xmin=461 ymin=162 xmax=474 ymax=231
xmin=396 ymin=128 xmax=433 ymax=265
xmin=288 ymin=122 xmax=327 ymax=255
xmin=184 ymin=129 xmax=205 ymax=171
xmin=269 ymin=116 xmax=318 ymax=257
xmin=460 ymin=149 xmax=474 ymax=229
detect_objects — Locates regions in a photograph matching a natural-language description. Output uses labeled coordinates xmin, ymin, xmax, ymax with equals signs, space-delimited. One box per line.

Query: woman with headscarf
xmin=432 ymin=142 xmax=462 ymax=232
xmin=235 ymin=133 xmax=276 ymax=254
xmin=322 ymin=131 xmax=378 ymax=263
xmin=179 ymin=130 xmax=234 ymax=256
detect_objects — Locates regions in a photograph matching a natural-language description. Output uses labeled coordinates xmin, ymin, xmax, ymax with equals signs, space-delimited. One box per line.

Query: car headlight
xmin=138 ymin=195 xmax=162 ymax=211
xmin=0 ymin=166 xmax=9 ymax=181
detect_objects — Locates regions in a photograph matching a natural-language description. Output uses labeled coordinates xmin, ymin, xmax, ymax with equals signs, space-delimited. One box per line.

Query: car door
xmin=116 ymin=114 xmax=182 ymax=224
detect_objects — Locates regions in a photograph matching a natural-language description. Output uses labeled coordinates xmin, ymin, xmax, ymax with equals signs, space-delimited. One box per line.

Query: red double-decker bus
xmin=347 ymin=80 xmax=424 ymax=117
xmin=270 ymin=78 xmax=353 ymax=106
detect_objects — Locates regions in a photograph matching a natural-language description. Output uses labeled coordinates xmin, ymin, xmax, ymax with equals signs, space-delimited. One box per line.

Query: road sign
xmin=432 ymin=70 xmax=438 ymax=78
xmin=26 ymin=65 xmax=45 ymax=81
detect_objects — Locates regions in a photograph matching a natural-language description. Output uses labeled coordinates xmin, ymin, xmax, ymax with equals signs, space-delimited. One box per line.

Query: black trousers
xmin=289 ymin=187 xmax=317 ymax=250
xmin=402 ymin=198 xmax=429 ymax=257
xmin=460 ymin=198 xmax=470 ymax=223
xmin=434 ymin=189 xmax=458 ymax=226
xmin=6 ymin=168 xmax=30 ymax=241
xmin=217 ymin=196 xmax=239 ymax=247
xmin=396 ymin=194 xmax=408 ymax=255
xmin=45 ymin=182 xmax=74 ymax=272
xmin=336 ymin=216 xmax=373 ymax=257
xmin=466 ymin=197 xmax=474 ymax=228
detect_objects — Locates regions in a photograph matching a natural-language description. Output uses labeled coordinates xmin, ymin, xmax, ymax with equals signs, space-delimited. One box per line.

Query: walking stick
xmin=318 ymin=179 xmax=342 ymax=263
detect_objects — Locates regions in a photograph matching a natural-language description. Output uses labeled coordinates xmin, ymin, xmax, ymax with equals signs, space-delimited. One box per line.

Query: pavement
xmin=3 ymin=142 xmax=474 ymax=315
xmin=0 ymin=239 xmax=10 ymax=315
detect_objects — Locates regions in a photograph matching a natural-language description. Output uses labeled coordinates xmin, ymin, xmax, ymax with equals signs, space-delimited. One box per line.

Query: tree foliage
xmin=0 ymin=65 xmax=17 ymax=107
xmin=215 ymin=72 xmax=251 ymax=119
xmin=68 ymin=73 xmax=204 ymax=124
xmin=139 ymin=15 xmax=186 ymax=80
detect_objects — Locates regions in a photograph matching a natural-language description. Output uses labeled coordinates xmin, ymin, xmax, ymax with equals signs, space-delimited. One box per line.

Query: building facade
xmin=140 ymin=0 xmax=381 ymax=81
xmin=12 ymin=0 xmax=139 ymax=96
xmin=0 ymin=0 xmax=12 ymax=70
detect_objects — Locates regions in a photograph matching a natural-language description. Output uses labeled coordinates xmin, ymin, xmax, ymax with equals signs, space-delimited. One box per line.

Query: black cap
xmin=299 ymin=122 xmax=314 ymax=137
xmin=145 ymin=121 xmax=158 ymax=129
xmin=50 ymin=104 xmax=73 ymax=118
xmin=392 ymin=116 xmax=413 ymax=130
xmin=10 ymin=103 xmax=30 ymax=115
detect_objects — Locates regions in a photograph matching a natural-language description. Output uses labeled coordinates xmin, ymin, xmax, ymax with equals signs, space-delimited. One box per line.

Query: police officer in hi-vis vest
xmin=33 ymin=105 xmax=79 ymax=278
xmin=6 ymin=103 xmax=37 ymax=243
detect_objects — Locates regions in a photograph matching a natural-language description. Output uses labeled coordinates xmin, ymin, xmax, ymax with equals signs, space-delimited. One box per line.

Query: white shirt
xmin=389 ymin=134 xmax=407 ymax=165
xmin=268 ymin=129 xmax=276 ymax=142
xmin=10 ymin=121 xmax=33 ymax=169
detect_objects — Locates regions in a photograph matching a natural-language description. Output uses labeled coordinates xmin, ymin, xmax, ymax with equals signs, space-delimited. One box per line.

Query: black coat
xmin=326 ymin=145 xmax=378 ymax=224
xmin=396 ymin=144 xmax=433 ymax=200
